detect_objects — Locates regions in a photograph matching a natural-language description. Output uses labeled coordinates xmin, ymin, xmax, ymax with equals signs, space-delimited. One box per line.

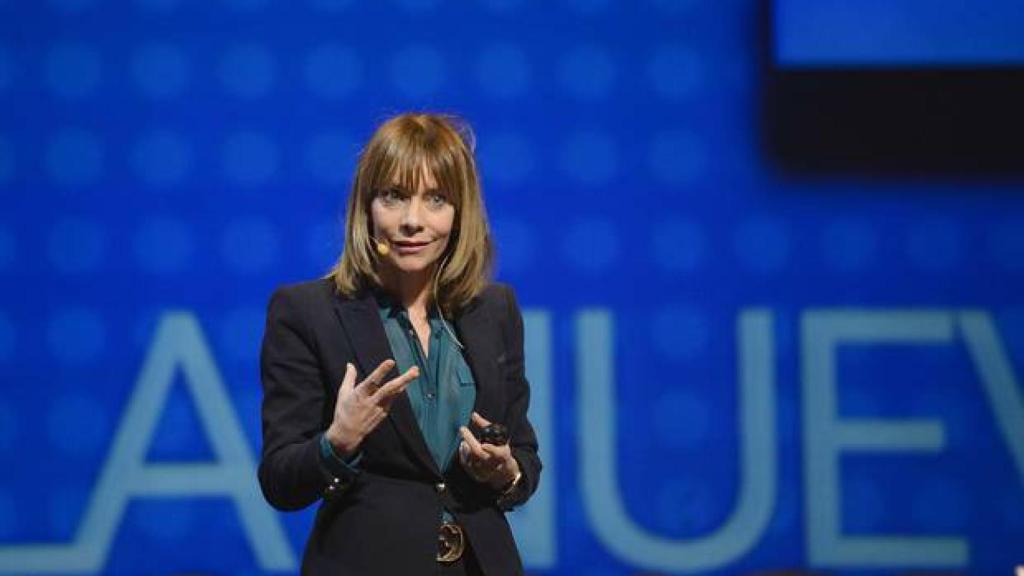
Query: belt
xmin=436 ymin=521 xmax=465 ymax=563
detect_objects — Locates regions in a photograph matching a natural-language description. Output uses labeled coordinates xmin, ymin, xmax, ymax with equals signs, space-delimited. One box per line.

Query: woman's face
xmin=370 ymin=168 xmax=456 ymax=279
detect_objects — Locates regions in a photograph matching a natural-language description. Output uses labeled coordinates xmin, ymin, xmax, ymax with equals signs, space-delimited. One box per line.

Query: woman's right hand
xmin=325 ymin=359 xmax=419 ymax=457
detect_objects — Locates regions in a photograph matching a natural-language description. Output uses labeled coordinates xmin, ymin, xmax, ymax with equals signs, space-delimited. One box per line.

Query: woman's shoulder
xmin=476 ymin=282 xmax=510 ymax=302
xmin=470 ymin=282 xmax=520 ymax=317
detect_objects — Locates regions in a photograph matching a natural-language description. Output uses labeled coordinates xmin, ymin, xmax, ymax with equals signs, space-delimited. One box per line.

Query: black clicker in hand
xmin=479 ymin=423 xmax=509 ymax=446
xmin=459 ymin=413 xmax=520 ymax=490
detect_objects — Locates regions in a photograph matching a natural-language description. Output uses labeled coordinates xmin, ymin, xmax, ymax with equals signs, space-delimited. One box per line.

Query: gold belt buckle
xmin=436 ymin=522 xmax=465 ymax=563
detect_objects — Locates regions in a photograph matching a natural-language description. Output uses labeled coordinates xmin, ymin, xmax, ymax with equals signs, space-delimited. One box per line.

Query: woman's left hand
xmin=459 ymin=412 xmax=520 ymax=491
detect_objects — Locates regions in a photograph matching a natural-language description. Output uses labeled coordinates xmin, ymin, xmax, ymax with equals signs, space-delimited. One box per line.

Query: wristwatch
xmin=499 ymin=469 xmax=524 ymax=496
xmin=500 ymin=470 xmax=522 ymax=496
xmin=496 ymin=469 xmax=523 ymax=510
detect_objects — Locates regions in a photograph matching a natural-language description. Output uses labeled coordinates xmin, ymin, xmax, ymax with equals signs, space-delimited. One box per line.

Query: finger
xmin=458 ymin=441 xmax=475 ymax=470
xmin=471 ymin=412 xmax=492 ymax=429
xmin=360 ymin=359 xmax=397 ymax=393
xmin=458 ymin=441 xmax=488 ymax=480
xmin=378 ymin=394 xmax=398 ymax=412
xmin=480 ymin=445 xmax=510 ymax=473
xmin=340 ymin=363 xmax=357 ymax=395
xmin=377 ymin=378 xmax=409 ymax=410
xmin=371 ymin=366 xmax=419 ymax=403
xmin=460 ymin=426 xmax=490 ymax=460
xmin=481 ymin=443 xmax=510 ymax=460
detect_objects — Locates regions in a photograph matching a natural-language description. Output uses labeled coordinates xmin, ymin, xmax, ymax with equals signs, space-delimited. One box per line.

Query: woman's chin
xmin=387 ymin=256 xmax=439 ymax=276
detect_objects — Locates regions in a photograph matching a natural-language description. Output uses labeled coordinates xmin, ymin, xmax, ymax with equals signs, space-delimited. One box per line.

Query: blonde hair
xmin=328 ymin=112 xmax=494 ymax=313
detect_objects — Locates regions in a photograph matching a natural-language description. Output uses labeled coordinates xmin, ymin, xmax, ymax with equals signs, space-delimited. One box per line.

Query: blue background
xmin=1 ymin=0 xmax=1023 ymax=574
xmin=776 ymin=0 xmax=1024 ymax=66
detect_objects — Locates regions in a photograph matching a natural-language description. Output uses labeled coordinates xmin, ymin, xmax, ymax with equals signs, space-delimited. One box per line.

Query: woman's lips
xmin=392 ymin=240 xmax=431 ymax=255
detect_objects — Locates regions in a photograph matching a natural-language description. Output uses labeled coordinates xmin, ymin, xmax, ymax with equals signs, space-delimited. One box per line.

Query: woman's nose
xmin=400 ymin=198 xmax=424 ymax=232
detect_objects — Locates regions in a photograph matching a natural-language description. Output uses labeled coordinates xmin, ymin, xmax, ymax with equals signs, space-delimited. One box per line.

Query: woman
xmin=258 ymin=112 xmax=541 ymax=576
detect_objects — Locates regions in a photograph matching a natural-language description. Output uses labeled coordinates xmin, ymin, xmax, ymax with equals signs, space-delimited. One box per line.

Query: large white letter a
xmin=0 ymin=312 xmax=296 ymax=574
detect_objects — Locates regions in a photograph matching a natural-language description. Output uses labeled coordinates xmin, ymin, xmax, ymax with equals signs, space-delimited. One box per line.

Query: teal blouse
xmin=377 ymin=294 xmax=477 ymax=473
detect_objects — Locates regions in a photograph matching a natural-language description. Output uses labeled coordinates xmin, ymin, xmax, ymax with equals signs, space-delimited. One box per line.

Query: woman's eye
xmin=426 ymin=193 xmax=448 ymax=208
xmin=379 ymin=189 xmax=404 ymax=204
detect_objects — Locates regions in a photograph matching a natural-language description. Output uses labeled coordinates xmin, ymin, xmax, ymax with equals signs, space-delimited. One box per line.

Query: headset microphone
xmin=372 ymin=237 xmax=390 ymax=256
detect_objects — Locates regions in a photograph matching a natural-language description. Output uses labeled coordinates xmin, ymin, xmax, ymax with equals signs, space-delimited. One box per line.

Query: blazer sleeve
xmin=498 ymin=285 xmax=542 ymax=510
xmin=258 ymin=286 xmax=335 ymax=511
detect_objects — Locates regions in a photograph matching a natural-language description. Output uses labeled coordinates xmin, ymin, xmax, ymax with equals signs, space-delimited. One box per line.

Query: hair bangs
xmin=373 ymin=126 xmax=468 ymax=212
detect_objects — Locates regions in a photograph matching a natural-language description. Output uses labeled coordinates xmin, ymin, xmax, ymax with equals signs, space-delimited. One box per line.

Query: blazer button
xmin=325 ymin=477 xmax=341 ymax=496
xmin=435 ymin=482 xmax=446 ymax=494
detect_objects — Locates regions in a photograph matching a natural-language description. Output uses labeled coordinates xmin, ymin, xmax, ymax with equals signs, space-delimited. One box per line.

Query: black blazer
xmin=258 ymin=277 xmax=541 ymax=576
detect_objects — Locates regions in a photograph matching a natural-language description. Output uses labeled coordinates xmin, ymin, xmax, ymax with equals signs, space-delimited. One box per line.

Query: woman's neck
xmin=380 ymin=267 xmax=433 ymax=317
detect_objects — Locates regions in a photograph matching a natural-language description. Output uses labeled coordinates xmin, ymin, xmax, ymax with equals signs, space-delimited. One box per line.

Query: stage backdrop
xmin=1 ymin=0 xmax=1023 ymax=574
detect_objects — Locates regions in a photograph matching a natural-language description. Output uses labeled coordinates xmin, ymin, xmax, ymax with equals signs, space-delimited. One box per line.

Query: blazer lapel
xmin=332 ymin=291 xmax=440 ymax=477
xmin=456 ymin=300 xmax=502 ymax=422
